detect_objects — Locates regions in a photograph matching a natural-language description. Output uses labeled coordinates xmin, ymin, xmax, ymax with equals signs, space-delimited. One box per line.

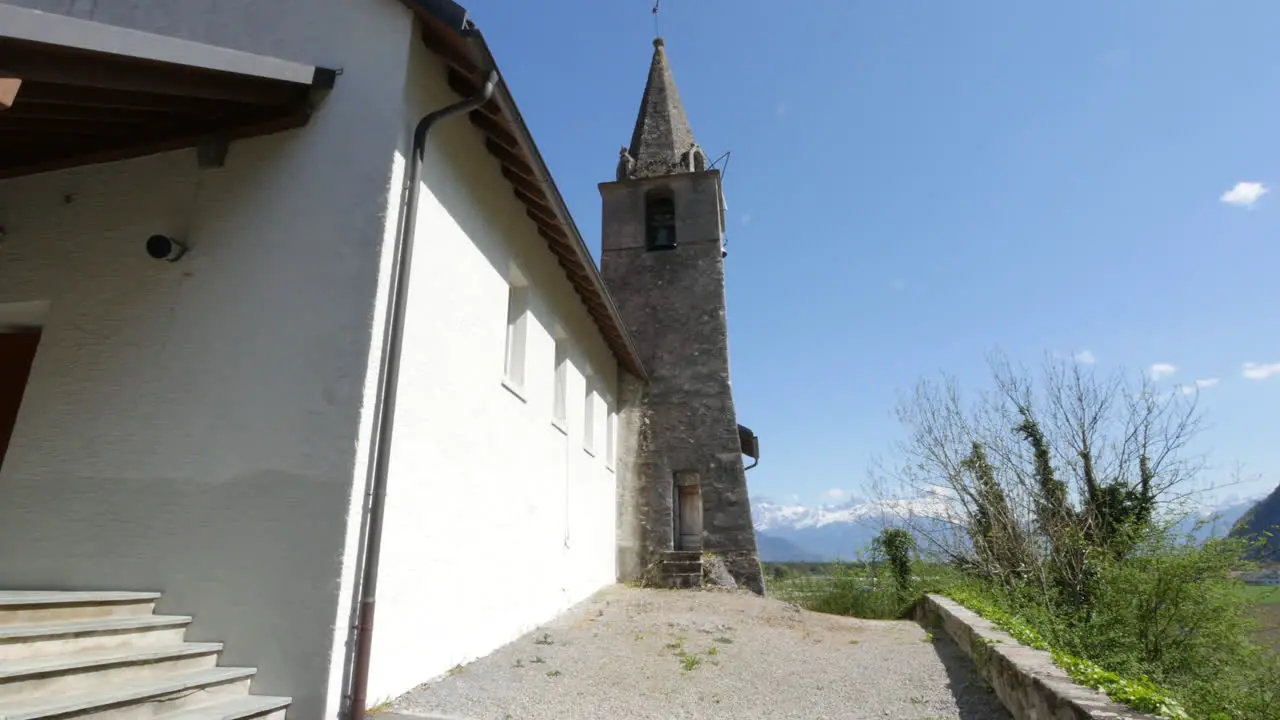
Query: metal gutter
xmin=346 ymin=30 xmax=498 ymax=718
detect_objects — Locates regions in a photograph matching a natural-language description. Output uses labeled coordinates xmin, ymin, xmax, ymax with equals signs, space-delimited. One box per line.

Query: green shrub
xmin=796 ymin=566 xmax=916 ymax=619
xmin=947 ymin=529 xmax=1280 ymax=720
xmin=874 ymin=528 xmax=917 ymax=594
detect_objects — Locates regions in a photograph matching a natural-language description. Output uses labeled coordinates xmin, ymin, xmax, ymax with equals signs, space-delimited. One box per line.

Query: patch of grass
xmin=446 ymin=664 xmax=464 ymax=677
xmin=530 ymin=655 xmax=546 ymax=664
xmin=1242 ymin=585 xmax=1280 ymax=605
xmin=713 ymin=635 xmax=733 ymax=644
xmin=545 ymin=669 xmax=562 ymax=678
xmin=365 ymin=698 xmax=394 ymax=716
xmin=1250 ymin=603 xmax=1280 ymax=654
xmin=534 ymin=632 xmax=554 ymax=646
xmin=706 ymin=646 xmax=719 ymax=656
xmin=777 ymin=564 xmax=939 ymax=620
xmin=921 ymin=632 xmax=935 ymax=643
xmin=664 ymin=637 xmax=686 ymax=652
xmin=679 ymin=653 xmax=701 ymax=671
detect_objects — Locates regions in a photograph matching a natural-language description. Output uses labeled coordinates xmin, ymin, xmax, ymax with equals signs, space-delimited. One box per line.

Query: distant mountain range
xmin=752 ymin=496 xmax=944 ymax=562
xmin=753 ymin=492 xmax=1267 ymax=563
xmin=1230 ymin=484 xmax=1280 ymax=561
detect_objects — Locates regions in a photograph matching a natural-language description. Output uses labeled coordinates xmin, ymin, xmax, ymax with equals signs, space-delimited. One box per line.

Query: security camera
xmin=146 ymin=234 xmax=187 ymax=262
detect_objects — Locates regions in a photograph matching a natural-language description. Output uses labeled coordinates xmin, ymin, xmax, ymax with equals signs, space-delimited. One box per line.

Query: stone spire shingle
xmin=625 ymin=38 xmax=700 ymax=179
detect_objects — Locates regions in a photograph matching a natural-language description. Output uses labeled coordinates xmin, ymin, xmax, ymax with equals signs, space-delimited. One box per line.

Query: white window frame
xmin=502 ymin=283 xmax=529 ymax=398
xmin=606 ymin=402 xmax=617 ymax=471
xmin=583 ymin=378 xmax=596 ymax=456
xmin=552 ymin=337 xmax=568 ymax=431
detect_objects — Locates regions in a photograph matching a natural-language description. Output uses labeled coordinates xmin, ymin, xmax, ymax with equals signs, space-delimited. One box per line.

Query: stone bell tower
xmin=602 ymin=38 xmax=764 ymax=595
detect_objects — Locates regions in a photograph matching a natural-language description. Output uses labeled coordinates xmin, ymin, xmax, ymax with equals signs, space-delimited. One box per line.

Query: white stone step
xmin=155 ymin=695 xmax=291 ymax=720
xmin=0 ymin=592 xmax=160 ymax=627
xmin=0 ymin=642 xmax=223 ymax=701
xmin=0 ymin=616 xmax=192 ymax=662
xmin=0 ymin=666 xmax=256 ymax=720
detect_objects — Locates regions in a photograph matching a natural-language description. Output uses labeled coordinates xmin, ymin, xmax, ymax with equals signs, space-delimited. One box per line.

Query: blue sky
xmin=460 ymin=0 xmax=1280 ymax=507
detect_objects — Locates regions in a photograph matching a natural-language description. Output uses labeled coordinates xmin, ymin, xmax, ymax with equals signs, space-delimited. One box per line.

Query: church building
xmin=0 ymin=0 xmax=760 ymax=717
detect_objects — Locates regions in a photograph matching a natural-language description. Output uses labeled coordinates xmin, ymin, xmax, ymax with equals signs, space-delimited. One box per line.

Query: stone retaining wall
xmin=916 ymin=594 xmax=1163 ymax=720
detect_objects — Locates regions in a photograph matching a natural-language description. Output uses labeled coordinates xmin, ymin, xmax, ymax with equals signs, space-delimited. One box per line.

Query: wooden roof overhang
xmin=402 ymin=0 xmax=647 ymax=381
xmin=0 ymin=5 xmax=336 ymax=180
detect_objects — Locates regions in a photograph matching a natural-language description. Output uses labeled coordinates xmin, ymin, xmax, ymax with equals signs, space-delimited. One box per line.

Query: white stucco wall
xmin=0 ymin=1 xmax=421 ymax=717
xmin=363 ymin=33 xmax=622 ymax=703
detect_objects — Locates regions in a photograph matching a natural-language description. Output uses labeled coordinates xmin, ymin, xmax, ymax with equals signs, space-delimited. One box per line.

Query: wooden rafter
xmin=0 ymin=78 xmax=20 ymax=110
xmin=0 ymin=42 xmax=304 ymax=105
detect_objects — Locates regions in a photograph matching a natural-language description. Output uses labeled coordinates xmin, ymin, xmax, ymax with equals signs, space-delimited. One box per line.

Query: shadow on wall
xmin=0 ymin=469 xmax=349 ymax=720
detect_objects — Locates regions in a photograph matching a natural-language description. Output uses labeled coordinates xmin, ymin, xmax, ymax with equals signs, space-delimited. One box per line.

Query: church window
xmin=583 ymin=380 xmax=597 ymax=455
xmin=645 ymin=191 xmax=677 ymax=250
xmin=552 ymin=338 xmax=568 ymax=427
xmin=606 ymin=403 xmax=617 ymax=470
xmin=503 ymin=283 xmax=529 ymax=392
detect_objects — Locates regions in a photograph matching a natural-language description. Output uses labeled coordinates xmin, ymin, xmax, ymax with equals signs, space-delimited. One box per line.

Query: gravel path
xmin=390 ymin=585 xmax=1010 ymax=720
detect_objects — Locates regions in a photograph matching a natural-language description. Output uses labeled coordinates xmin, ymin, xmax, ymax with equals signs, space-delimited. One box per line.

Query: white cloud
xmin=1149 ymin=363 xmax=1177 ymax=380
xmin=1179 ymin=378 xmax=1220 ymax=395
xmin=1074 ymin=350 xmax=1097 ymax=365
xmin=825 ymin=488 xmax=847 ymax=501
xmin=1242 ymin=362 xmax=1280 ymax=380
xmin=1220 ymin=181 xmax=1268 ymax=208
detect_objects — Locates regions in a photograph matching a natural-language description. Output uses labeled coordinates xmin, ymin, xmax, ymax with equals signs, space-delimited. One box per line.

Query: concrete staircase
xmin=0 ymin=591 xmax=289 ymax=719
xmin=659 ymin=551 xmax=703 ymax=589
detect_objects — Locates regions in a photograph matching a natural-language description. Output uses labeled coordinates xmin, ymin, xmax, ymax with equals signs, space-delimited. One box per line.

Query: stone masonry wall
xmin=600 ymin=170 xmax=764 ymax=594
xmin=916 ymin=595 xmax=1164 ymax=720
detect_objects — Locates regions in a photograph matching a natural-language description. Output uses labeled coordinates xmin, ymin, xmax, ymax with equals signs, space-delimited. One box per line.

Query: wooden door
xmin=0 ymin=330 xmax=40 ymax=471
xmin=678 ymin=486 xmax=703 ymax=551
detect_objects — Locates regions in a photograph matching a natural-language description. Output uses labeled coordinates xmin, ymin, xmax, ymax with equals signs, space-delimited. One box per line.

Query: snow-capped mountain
xmin=752 ymin=496 xmax=945 ymax=562
xmin=753 ymin=496 xmax=948 ymax=532
xmin=752 ymin=492 xmax=1266 ymax=563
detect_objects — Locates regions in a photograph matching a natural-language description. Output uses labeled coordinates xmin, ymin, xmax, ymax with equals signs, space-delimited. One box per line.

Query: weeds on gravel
xmin=534 ymin=632 xmax=554 ymax=646
xmin=545 ymin=669 xmax=562 ymax=678
xmin=679 ymin=652 xmax=701 ymax=671
xmin=365 ymin=699 xmax=394 ymax=716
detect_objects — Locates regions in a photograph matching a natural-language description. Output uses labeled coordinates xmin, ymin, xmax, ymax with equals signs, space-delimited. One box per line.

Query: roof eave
xmin=401 ymin=1 xmax=648 ymax=381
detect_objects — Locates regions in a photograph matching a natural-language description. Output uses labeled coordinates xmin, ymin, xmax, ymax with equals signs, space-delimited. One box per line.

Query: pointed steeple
xmin=624 ymin=38 xmax=703 ymax=179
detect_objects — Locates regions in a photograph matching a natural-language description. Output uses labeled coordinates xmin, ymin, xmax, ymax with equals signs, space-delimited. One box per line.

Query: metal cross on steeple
xmin=652 ymin=0 xmax=661 ymax=40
